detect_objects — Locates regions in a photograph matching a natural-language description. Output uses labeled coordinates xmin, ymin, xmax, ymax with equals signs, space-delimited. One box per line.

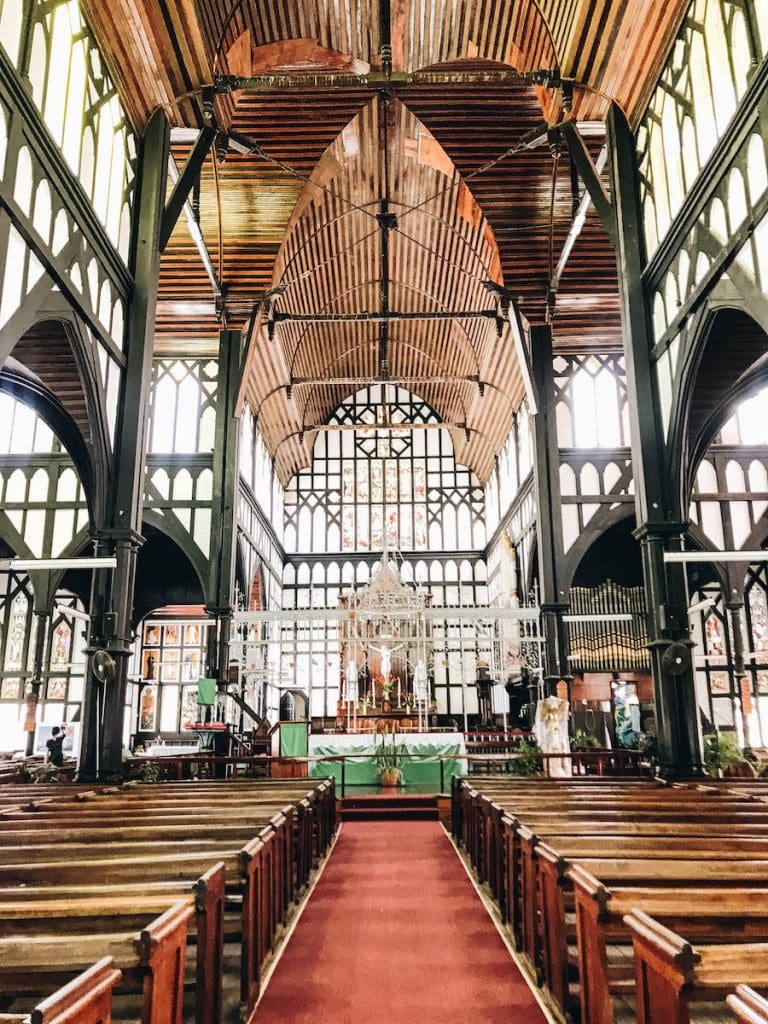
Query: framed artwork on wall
xmin=138 ymin=684 xmax=157 ymax=731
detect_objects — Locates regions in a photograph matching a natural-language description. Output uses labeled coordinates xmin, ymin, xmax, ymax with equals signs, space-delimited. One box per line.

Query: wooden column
xmin=530 ymin=323 xmax=570 ymax=693
xmin=206 ymin=328 xmax=242 ymax=690
xmin=77 ymin=110 xmax=170 ymax=782
xmin=608 ymin=102 xmax=702 ymax=777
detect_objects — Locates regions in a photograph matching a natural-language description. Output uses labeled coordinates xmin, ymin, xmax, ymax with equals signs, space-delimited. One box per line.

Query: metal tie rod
xmin=664 ymin=551 xmax=768 ymax=563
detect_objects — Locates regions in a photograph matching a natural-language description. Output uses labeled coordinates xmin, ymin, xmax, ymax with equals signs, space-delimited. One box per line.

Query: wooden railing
xmin=123 ymin=748 xmax=651 ymax=794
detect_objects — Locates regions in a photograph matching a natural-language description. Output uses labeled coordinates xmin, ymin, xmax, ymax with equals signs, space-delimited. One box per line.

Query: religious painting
xmin=342 ymin=462 xmax=354 ymax=500
xmin=385 ymin=506 xmax=398 ymax=547
xmin=50 ymin=622 xmax=71 ymax=668
xmin=749 ymin=586 xmax=768 ymax=656
xmin=757 ymin=672 xmax=768 ymax=694
xmin=163 ymin=624 xmax=180 ymax=647
xmin=180 ymin=685 xmax=199 ymax=728
xmin=162 ymin=648 xmax=180 ymax=682
xmin=184 ymin=624 xmax=201 ymax=647
xmin=144 ymin=624 xmax=161 ymax=646
xmin=142 ymin=649 xmax=157 ymax=680
xmin=710 ymin=671 xmax=730 ymax=694
xmin=0 ymin=678 xmax=20 ymax=700
xmin=342 ymin=507 xmax=355 ymax=550
xmin=181 ymin=649 xmax=201 ymax=682
xmin=357 ymin=462 xmax=369 ymax=502
xmin=385 ymin=460 xmax=397 ymax=501
xmin=612 ymin=681 xmax=640 ymax=748
xmin=371 ymin=462 xmax=383 ymax=501
xmin=414 ymin=506 xmax=427 ymax=548
xmin=4 ymin=592 xmax=27 ymax=670
xmin=139 ymin=685 xmax=157 ymax=731
xmin=46 ymin=678 xmax=67 ymax=701
xmin=414 ymin=464 xmax=426 ymax=500
xmin=371 ymin=506 xmax=383 ymax=550
xmin=704 ymin=614 xmax=725 ymax=657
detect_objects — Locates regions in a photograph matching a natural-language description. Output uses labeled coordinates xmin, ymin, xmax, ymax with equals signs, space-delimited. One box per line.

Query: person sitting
xmin=45 ymin=724 xmax=67 ymax=767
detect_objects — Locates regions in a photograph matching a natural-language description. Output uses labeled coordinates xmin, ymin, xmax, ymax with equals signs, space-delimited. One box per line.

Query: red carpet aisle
xmin=254 ymin=821 xmax=548 ymax=1023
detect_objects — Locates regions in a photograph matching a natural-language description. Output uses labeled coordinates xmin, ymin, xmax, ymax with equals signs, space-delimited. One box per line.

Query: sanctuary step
xmin=341 ymin=794 xmax=439 ymax=821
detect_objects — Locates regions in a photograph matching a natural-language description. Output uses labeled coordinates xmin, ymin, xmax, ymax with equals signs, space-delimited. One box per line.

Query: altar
xmin=308 ymin=731 xmax=467 ymax=788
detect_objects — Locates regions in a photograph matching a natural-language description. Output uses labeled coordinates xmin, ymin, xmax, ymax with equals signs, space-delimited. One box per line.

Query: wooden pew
xmin=0 ymin=798 xmax=303 ymax=921
xmin=0 ymin=781 xmax=332 ymax=1021
xmin=533 ymin=847 xmax=768 ymax=1019
xmin=454 ymin=777 xmax=765 ymax=906
xmin=0 ymin=778 xmax=336 ymax=1020
xmin=0 ymin=958 xmax=121 ymax=1024
xmin=0 ymin=901 xmax=193 ymax=1024
xmin=497 ymin=798 xmax=768 ymax=942
xmin=570 ymin=866 xmax=768 ymax=1024
xmin=625 ymin=910 xmax=768 ymax=1024
xmin=728 ymin=985 xmax=768 ymax=1023
xmin=0 ymin=863 xmax=224 ymax=1024
xmin=459 ymin=777 xmax=768 ymax=1024
xmin=0 ymin=831 xmax=279 ymax=1013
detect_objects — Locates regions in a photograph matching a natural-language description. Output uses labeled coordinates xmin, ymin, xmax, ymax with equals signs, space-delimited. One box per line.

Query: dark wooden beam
xmin=159 ymin=126 xmax=216 ymax=253
xmin=560 ymin=120 xmax=617 ymax=247
xmin=608 ymin=101 xmax=703 ymax=778
xmin=530 ymin=324 xmax=570 ymax=686
xmin=78 ymin=109 xmax=171 ymax=783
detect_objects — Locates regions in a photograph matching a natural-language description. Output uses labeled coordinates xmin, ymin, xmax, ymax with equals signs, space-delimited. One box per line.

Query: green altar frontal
xmin=308 ymin=732 xmax=467 ymax=788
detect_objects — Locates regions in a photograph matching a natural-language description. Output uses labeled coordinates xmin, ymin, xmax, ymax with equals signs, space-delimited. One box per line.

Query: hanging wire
xmin=548 ymin=143 xmax=560 ymax=291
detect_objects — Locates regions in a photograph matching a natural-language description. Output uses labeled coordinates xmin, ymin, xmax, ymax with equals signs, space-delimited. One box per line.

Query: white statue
xmin=534 ymin=695 xmax=571 ymax=778
xmin=345 ymin=660 xmax=359 ymax=702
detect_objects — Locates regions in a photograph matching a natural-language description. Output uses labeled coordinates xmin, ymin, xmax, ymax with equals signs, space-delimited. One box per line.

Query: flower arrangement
xmin=375 ymin=729 xmax=405 ymax=786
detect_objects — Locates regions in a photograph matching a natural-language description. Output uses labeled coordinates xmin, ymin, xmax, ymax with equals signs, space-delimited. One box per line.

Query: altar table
xmin=308 ymin=731 xmax=467 ymax=788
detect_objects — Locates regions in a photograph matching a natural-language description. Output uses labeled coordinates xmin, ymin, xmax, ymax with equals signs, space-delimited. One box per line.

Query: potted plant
xmin=16 ymin=760 xmax=60 ymax=784
xmin=508 ymin=736 xmax=542 ymax=777
xmin=571 ymin=729 xmax=602 ymax=751
xmin=703 ymin=731 xmax=747 ymax=778
xmin=376 ymin=730 xmax=404 ymax=787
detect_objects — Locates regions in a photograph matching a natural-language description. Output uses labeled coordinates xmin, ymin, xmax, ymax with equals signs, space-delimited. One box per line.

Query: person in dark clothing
xmin=46 ymin=724 xmax=67 ymax=766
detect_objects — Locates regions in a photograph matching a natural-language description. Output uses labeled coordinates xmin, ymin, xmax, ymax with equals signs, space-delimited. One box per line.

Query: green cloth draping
xmin=280 ymin=722 xmax=309 ymax=757
xmin=196 ymin=677 xmax=217 ymax=705
xmin=309 ymin=736 xmax=465 ymax=789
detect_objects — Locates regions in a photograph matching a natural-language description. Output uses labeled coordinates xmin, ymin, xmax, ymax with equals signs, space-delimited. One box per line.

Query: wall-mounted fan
xmin=661 ymin=642 xmax=691 ymax=677
xmin=92 ymin=649 xmax=116 ymax=684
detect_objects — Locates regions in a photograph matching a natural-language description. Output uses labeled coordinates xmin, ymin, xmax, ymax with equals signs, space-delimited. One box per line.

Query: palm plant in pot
xmin=376 ymin=729 xmax=404 ymax=787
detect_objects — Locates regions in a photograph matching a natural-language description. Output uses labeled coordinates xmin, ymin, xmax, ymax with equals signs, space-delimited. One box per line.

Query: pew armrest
xmin=727 ymin=984 xmax=768 ymax=1024
xmin=30 ymin=957 xmax=122 ymax=1024
xmin=624 ymin=910 xmax=699 ymax=982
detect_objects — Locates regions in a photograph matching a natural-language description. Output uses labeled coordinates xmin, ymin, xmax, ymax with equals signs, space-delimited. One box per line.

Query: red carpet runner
xmin=254 ymin=821 xmax=547 ymax=1023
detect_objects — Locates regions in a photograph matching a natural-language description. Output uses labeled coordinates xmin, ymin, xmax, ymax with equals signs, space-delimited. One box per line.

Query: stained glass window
xmin=285 ymin=385 xmax=485 ymax=556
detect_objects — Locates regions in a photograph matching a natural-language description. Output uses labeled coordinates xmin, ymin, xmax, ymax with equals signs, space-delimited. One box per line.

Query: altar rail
xmin=124 ymin=749 xmax=651 ymax=794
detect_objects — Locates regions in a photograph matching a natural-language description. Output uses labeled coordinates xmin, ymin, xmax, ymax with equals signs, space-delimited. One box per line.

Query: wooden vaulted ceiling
xmin=83 ymin=0 xmax=691 ymax=482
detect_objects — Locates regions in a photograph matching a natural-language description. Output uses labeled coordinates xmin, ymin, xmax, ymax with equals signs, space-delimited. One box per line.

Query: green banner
xmin=280 ymin=722 xmax=309 ymax=757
